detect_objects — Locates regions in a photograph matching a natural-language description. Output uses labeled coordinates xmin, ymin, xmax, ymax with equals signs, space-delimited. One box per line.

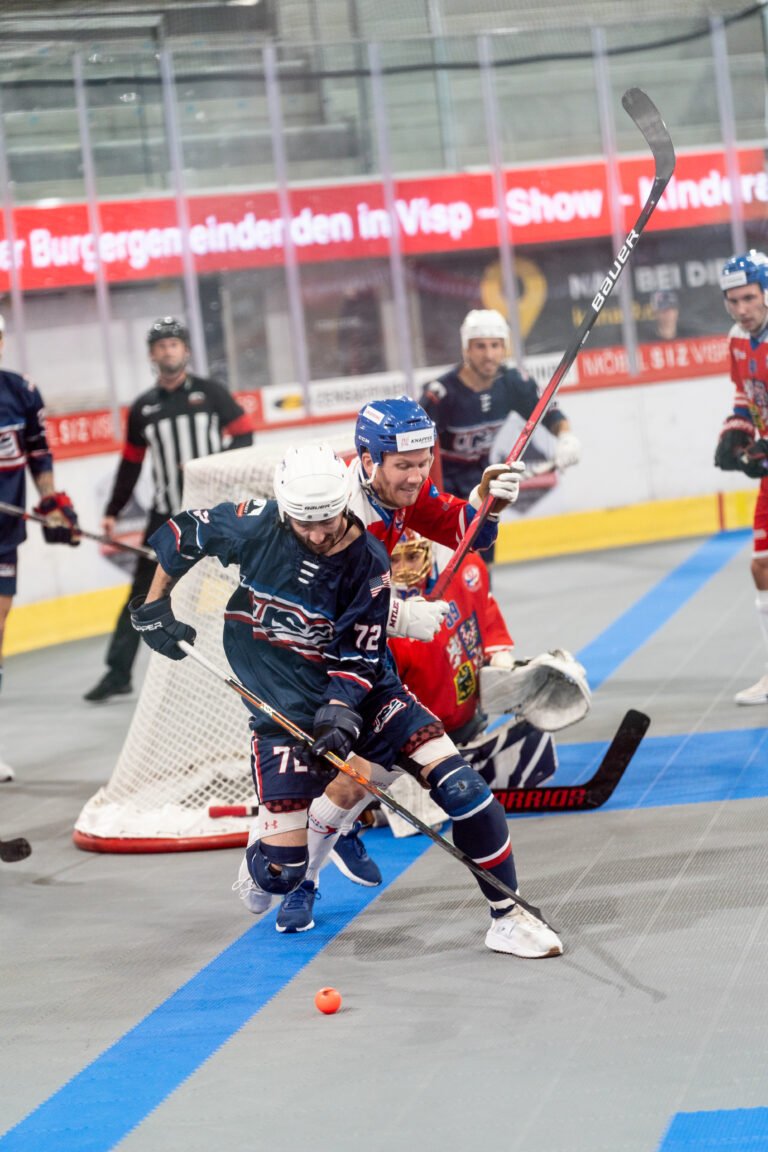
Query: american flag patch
xmin=369 ymin=571 xmax=391 ymax=598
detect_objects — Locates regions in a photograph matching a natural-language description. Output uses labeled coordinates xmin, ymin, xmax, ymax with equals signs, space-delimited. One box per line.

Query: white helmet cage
xmin=460 ymin=308 xmax=511 ymax=352
xmin=274 ymin=443 xmax=349 ymax=522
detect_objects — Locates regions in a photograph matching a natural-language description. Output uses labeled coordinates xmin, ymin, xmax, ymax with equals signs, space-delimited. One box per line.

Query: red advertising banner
xmin=1 ymin=147 xmax=766 ymax=291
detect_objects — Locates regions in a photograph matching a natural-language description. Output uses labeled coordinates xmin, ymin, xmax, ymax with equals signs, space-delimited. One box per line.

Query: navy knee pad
xmin=246 ymin=841 xmax=308 ymax=896
xmin=428 ymin=754 xmax=493 ymax=819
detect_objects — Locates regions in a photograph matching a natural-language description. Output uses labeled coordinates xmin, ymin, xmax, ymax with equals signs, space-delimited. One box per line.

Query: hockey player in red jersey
xmin=715 ymin=251 xmax=768 ymax=705
xmin=387 ymin=529 xmax=519 ymax=743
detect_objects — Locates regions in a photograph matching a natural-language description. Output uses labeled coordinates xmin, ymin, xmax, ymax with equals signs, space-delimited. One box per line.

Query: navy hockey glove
xmin=714 ymin=417 xmax=754 ymax=472
xmin=129 ymin=595 xmax=196 ymax=660
xmin=740 ymin=438 xmax=768 ymax=480
xmin=294 ymin=703 xmax=363 ymax=782
xmin=33 ymin=491 xmax=80 ymax=545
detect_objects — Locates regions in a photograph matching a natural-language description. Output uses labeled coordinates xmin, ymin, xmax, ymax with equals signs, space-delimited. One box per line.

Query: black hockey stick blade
xmin=0 ymin=836 xmax=32 ymax=863
xmin=429 ymin=89 xmax=675 ymax=602
xmin=622 ymin=88 xmax=676 ymax=183
xmin=493 ymin=709 xmax=650 ymax=814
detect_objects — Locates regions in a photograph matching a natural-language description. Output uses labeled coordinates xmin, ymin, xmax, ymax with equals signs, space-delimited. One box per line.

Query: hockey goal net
xmin=74 ymin=437 xmax=354 ymax=853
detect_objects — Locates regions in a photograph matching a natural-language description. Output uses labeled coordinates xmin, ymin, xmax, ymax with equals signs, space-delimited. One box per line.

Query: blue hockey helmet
xmin=354 ymin=396 xmax=436 ymax=464
xmin=719 ymin=251 xmax=768 ymax=295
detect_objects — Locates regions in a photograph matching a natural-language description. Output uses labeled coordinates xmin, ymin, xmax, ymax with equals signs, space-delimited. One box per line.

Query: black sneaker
xmin=83 ymin=672 xmax=133 ymax=702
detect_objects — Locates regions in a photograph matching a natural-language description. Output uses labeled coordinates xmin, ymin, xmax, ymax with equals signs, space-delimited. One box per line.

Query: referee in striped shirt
xmin=84 ymin=317 xmax=253 ymax=702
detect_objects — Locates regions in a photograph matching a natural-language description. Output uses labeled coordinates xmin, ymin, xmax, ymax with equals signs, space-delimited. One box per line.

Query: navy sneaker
xmin=330 ymin=822 xmax=382 ymax=887
xmin=276 ymin=881 xmax=318 ymax=933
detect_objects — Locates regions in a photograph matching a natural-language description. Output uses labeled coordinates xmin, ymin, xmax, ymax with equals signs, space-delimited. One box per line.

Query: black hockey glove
xmin=740 ymin=438 xmax=768 ymax=480
xmin=714 ymin=417 xmax=754 ymax=472
xmin=33 ymin=491 xmax=80 ymax=545
xmin=294 ymin=703 xmax=363 ymax=782
xmin=129 ymin=595 xmax=197 ymax=660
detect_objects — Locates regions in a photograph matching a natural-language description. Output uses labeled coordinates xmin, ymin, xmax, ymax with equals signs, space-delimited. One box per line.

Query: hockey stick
xmin=492 ymin=708 xmax=649 ymax=813
xmin=178 ymin=640 xmax=553 ymax=927
xmin=0 ymin=835 xmax=32 ymax=863
xmin=0 ymin=500 xmax=154 ymax=560
xmin=205 ymin=710 xmax=648 ymax=818
xmin=429 ymin=87 xmax=676 ymax=601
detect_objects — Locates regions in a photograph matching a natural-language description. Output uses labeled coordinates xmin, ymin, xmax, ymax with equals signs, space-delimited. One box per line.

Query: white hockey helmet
xmin=274 ymin=443 xmax=349 ymax=522
xmin=460 ymin=308 xmax=510 ymax=351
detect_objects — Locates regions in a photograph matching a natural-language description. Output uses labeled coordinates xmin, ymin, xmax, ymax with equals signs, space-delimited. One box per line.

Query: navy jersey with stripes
xmin=150 ymin=500 xmax=398 ymax=734
xmin=0 ymin=369 xmax=54 ymax=550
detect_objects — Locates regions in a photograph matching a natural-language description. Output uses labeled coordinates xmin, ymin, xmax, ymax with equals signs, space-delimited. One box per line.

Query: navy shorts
xmin=250 ymin=675 xmax=445 ymax=805
xmin=0 ymin=549 xmax=18 ymax=596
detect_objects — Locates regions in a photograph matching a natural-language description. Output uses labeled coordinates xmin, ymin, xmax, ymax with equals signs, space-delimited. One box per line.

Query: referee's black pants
xmin=104 ymin=510 xmax=167 ymax=682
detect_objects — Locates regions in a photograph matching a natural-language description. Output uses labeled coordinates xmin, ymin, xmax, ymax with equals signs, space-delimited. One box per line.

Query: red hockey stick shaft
xmin=428 ymin=88 xmax=675 ymax=602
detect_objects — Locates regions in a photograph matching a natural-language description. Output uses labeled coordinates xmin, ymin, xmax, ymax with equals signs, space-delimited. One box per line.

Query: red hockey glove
xmin=33 ymin=491 xmax=80 ymax=546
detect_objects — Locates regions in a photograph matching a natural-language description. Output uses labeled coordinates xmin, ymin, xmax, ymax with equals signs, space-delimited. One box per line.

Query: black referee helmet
xmin=147 ymin=317 xmax=190 ymax=347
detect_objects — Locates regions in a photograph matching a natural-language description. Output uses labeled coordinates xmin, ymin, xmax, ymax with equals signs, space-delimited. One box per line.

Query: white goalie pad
xmin=479 ymin=649 xmax=591 ymax=732
xmin=379 ymin=771 xmax=448 ymax=839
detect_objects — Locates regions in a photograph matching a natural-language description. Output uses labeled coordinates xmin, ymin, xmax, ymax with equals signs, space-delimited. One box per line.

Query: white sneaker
xmin=485 ymin=904 xmax=563 ymax=958
xmin=232 ymin=855 xmax=273 ymax=916
xmin=734 ymin=673 xmax=768 ymax=706
xmin=0 ymin=754 xmax=14 ymax=783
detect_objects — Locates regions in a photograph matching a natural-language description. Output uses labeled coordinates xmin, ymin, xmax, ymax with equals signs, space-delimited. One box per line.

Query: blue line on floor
xmin=556 ymin=726 xmax=768 ymax=810
xmin=658 ymin=1107 xmax=768 ymax=1150
xmin=0 ymin=834 xmax=432 ymax=1152
xmin=0 ymin=529 xmax=757 ymax=1151
xmin=577 ymin=530 xmax=751 ymax=691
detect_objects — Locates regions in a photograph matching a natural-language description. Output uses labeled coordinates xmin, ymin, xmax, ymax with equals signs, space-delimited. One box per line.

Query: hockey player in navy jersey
xmin=131 ymin=442 xmax=562 ymax=958
xmin=716 ymin=252 xmax=768 ymax=705
xmin=0 ymin=313 xmax=79 ymax=782
xmin=274 ymin=397 xmax=534 ymax=938
xmin=420 ymin=309 xmax=580 ymax=562
xmin=420 ymin=309 xmax=580 ymax=501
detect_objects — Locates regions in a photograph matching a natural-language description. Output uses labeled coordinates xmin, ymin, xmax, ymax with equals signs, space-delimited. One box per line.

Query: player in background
xmin=420 ymin=309 xmax=580 ymax=561
xmin=84 ymin=317 xmax=252 ymax=703
xmin=0 ymin=312 xmax=80 ymax=782
xmin=130 ymin=443 xmax=562 ymax=959
xmin=715 ymin=252 xmax=768 ymax=705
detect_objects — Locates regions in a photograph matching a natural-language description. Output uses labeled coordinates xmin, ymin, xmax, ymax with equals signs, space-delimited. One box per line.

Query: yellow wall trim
xmin=494 ymin=489 xmax=755 ymax=564
xmin=4 ymin=488 xmax=756 ymax=656
xmin=6 ymin=585 xmax=128 ymax=657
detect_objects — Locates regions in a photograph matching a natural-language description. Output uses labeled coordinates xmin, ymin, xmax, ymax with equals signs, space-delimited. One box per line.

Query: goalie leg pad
xmin=246 ymin=840 xmax=309 ymax=897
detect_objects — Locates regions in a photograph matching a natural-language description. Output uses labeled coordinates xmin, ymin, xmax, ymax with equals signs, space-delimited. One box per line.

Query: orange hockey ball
xmin=315 ymin=986 xmax=342 ymax=1015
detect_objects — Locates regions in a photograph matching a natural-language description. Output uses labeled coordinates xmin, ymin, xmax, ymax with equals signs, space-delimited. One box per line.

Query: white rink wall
xmin=13 ymin=369 xmax=746 ymax=608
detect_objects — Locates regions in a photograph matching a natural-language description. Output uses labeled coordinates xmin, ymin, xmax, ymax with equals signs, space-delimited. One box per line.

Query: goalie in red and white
xmin=345 ymin=531 xmax=591 ymax=846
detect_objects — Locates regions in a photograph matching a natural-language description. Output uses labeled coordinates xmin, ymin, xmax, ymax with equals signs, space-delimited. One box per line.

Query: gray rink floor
xmin=2 ymin=535 xmax=768 ymax=1152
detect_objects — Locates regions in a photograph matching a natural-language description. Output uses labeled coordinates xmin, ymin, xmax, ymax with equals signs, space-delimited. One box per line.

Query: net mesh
xmin=74 ymin=438 xmax=350 ymax=852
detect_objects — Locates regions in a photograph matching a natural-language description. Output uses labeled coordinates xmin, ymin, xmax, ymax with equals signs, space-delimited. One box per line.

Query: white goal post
xmin=73 ymin=429 xmax=452 ymax=853
xmin=74 ymin=439 xmax=349 ymax=853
